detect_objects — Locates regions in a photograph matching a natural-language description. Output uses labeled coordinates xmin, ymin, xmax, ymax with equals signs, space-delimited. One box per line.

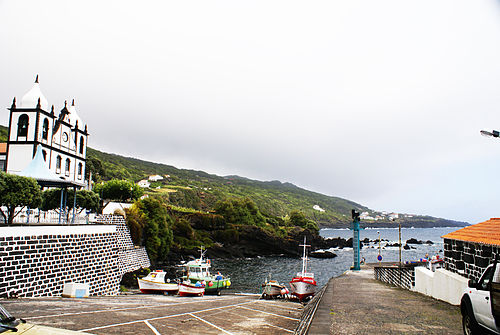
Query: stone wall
xmin=0 ymin=215 xmax=150 ymax=297
xmin=374 ymin=265 xmax=416 ymax=290
xmin=443 ymin=238 xmax=497 ymax=281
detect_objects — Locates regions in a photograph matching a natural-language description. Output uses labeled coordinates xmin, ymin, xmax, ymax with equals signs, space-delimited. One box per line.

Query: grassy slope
xmin=0 ymin=125 xmax=467 ymax=227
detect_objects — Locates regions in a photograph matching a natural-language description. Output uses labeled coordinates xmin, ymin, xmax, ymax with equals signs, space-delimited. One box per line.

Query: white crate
xmin=62 ymin=283 xmax=89 ymax=298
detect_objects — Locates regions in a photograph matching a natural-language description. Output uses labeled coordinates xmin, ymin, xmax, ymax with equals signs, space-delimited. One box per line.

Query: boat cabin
xmin=144 ymin=270 xmax=171 ymax=283
xmin=186 ymin=262 xmax=211 ymax=278
xmin=298 ymin=272 xmax=314 ymax=278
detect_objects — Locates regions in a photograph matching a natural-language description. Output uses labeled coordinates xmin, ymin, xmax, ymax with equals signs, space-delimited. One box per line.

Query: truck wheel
xmin=462 ymin=306 xmax=480 ymax=335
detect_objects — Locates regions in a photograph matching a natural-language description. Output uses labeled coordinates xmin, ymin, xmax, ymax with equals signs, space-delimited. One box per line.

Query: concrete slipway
xmin=1 ymin=293 xmax=302 ymax=334
xmin=2 ymin=265 xmax=466 ymax=334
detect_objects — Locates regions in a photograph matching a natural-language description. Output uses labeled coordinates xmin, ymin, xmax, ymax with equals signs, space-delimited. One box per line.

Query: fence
xmin=294 ymin=281 xmax=329 ymax=335
xmin=1 ymin=207 xmax=90 ymax=225
xmin=374 ymin=263 xmax=423 ymax=290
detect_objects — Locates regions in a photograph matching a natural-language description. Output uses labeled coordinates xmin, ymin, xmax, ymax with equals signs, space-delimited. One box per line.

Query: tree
xmin=85 ymin=156 xmax=105 ymax=182
xmin=214 ymin=197 xmax=266 ymax=227
xmin=41 ymin=189 xmax=99 ymax=213
xmin=288 ymin=210 xmax=319 ymax=232
xmin=126 ymin=197 xmax=174 ymax=264
xmin=93 ymin=179 xmax=143 ymax=202
xmin=0 ymin=172 xmax=42 ymax=225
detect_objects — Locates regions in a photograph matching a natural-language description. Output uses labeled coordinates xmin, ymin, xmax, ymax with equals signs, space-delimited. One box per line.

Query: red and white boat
xmin=137 ymin=270 xmax=179 ymax=294
xmin=178 ymin=280 xmax=205 ymax=297
xmin=289 ymin=237 xmax=317 ymax=301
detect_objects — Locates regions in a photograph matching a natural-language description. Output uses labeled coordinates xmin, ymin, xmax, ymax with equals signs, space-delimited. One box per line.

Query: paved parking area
xmin=1 ymin=293 xmax=302 ymax=334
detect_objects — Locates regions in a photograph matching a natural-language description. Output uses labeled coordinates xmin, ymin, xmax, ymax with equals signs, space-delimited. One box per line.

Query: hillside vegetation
xmin=0 ymin=124 xmax=467 ymax=228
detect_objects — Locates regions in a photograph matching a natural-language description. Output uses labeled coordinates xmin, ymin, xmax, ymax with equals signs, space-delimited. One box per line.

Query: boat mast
xmin=300 ymin=237 xmax=310 ymax=275
xmin=199 ymin=245 xmax=206 ymax=261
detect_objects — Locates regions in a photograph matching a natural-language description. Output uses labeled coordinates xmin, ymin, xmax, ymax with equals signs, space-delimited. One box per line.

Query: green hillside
xmin=0 ymin=124 xmax=467 ymax=227
xmin=86 ymin=147 xmax=366 ymax=226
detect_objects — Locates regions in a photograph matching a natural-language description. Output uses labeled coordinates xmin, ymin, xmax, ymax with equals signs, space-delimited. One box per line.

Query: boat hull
xmin=188 ymin=278 xmax=231 ymax=294
xmin=137 ymin=278 xmax=178 ymax=294
xmin=289 ymin=277 xmax=317 ymax=301
xmin=262 ymin=283 xmax=287 ymax=298
xmin=178 ymin=282 xmax=205 ymax=297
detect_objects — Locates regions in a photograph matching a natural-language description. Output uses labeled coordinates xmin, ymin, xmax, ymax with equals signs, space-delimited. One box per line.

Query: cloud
xmin=2 ymin=0 xmax=500 ymax=223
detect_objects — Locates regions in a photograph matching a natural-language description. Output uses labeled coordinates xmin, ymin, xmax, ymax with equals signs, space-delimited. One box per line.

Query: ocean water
xmin=213 ymin=227 xmax=459 ymax=293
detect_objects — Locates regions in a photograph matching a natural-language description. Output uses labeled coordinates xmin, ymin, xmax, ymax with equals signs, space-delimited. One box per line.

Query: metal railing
xmin=0 ymin=207 xmax=90 ymax=225
xmin=294 ymin=281 xmax=329 ymax=335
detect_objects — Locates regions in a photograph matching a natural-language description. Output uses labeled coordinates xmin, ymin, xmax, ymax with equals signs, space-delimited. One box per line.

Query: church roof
xmin=16 ymin=145 xmax=85 ymax=188
xmin=20 ymin=75 xmax=49 ymax=111
xmin=442 ymin=218 xmax=500 ymax=247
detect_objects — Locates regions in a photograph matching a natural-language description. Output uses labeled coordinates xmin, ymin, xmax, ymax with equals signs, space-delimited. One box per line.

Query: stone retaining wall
xmin=0 ymin=215 xmax=150 ymax=297
xmin=443 ymin=238 xmax=498 ymax=281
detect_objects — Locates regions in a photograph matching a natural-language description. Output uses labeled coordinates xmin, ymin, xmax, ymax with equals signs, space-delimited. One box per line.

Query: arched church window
xmin=42 ymin=118 xmax=49 ymax=140
xmin=56 ymin=155 xmax=62 ymax=173
xmin=42 ymin=150 xmax=47 ymax=161
xmin=65 ymin=158 xmax=70 ymax=176
xmin=78 ymin=163 xmax=83 ymax=179
xmin=79 ymin=137 xmax=85 ymax=154
xmin=17 ymin=114 xmax=29 ymax=137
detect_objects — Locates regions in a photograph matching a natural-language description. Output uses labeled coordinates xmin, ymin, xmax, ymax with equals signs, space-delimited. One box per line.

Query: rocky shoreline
xmin=164 ymin=228 xmax=438 ymax=265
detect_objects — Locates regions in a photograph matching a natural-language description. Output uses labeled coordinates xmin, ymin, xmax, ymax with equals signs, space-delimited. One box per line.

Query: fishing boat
xmin=261 ymin=275 xmax=289 ymax=299
xmin=289 ymin=237 xmax=317 ymax=301
xmin=137 ymin=270 xmax=179 ymax=294
xmin=178 ymin=280 xmax=205 ymax=297
xmin=180 ymin=247 xmax=231 ymax=295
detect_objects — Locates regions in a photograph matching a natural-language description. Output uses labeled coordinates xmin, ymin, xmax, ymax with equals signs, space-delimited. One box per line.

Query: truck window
xmin=494 ymin=265 xmax=500 ymax=284
xmin=478 ymin=266 xmax=494 ymax=290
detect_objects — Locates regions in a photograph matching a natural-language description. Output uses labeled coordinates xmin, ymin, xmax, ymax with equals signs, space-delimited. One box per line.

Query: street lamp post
xmin=377 ymin=231 xmax=381 ymax=264
xmin=480 ymin=130 xmax=500 ymax=138
xmin=399 ymin=220 xmax=402 ymax=266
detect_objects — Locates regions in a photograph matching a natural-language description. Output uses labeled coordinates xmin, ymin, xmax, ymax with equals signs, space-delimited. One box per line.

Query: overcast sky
xmin=2 ymin=0 xmax=500 ymax=224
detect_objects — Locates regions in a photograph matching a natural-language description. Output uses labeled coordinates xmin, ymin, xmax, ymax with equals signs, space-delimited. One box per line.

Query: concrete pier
xmin=307 ymin=265 xmax=462 ymax=334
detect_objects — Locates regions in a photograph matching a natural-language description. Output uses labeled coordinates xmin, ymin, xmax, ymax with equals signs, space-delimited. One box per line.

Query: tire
xmin=462 ymin=304 xmax=480 ymax=335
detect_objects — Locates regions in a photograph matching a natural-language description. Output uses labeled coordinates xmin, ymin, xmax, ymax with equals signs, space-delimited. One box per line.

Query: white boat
xmin=289 ymin=237 xmax=317 ymax=301
xmin=178 ymin=280 xmax=205 ymax=297
xmin=137 ymin=270 xmax=179 ymax=294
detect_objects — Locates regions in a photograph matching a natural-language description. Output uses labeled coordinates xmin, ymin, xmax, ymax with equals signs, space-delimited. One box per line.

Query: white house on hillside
xmin=148 ymin=175 xmax=164 ymax=182
xmin=137 ymin=180 xmax=150 ymax=188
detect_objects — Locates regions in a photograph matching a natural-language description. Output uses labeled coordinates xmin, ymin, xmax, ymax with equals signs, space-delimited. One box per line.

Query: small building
xmin=148 ymin=174 xmax=163 ymax=182
xmin=0 ymin=143 xmax=6 ymax=171
xmin=389 ymin=213 xmax=399 ymax=220
xmin=137 ymin=179 xmax=150 ymax=188
xmin=442 ymin=218 xmax=500 ymax=280
xmin=102 ymin=202 xmax=133 ymax=215
xmin=312 ymin=205 xmax=325 ymax=212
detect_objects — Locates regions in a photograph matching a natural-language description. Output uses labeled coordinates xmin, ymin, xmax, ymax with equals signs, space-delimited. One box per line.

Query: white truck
xmin=461 ymin=263 xmax=500 ymax=335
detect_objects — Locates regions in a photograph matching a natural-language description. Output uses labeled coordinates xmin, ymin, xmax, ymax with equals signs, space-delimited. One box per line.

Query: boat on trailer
xmin=289 ymin=237 xmax=317 ymax=301
xmin=180 ymin=247 xmax=231 ymax=295
xmin=137 ymin=270 xmax=179 ymax=294
xmin=261 ymin=277 xmax=288 ymax=299
xmin=178 ymin=280 xmax=205 ymax=297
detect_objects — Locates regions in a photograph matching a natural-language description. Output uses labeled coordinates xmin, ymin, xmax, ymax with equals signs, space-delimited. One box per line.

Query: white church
xmin=3 ymin=76 xmax=88 ymax=184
